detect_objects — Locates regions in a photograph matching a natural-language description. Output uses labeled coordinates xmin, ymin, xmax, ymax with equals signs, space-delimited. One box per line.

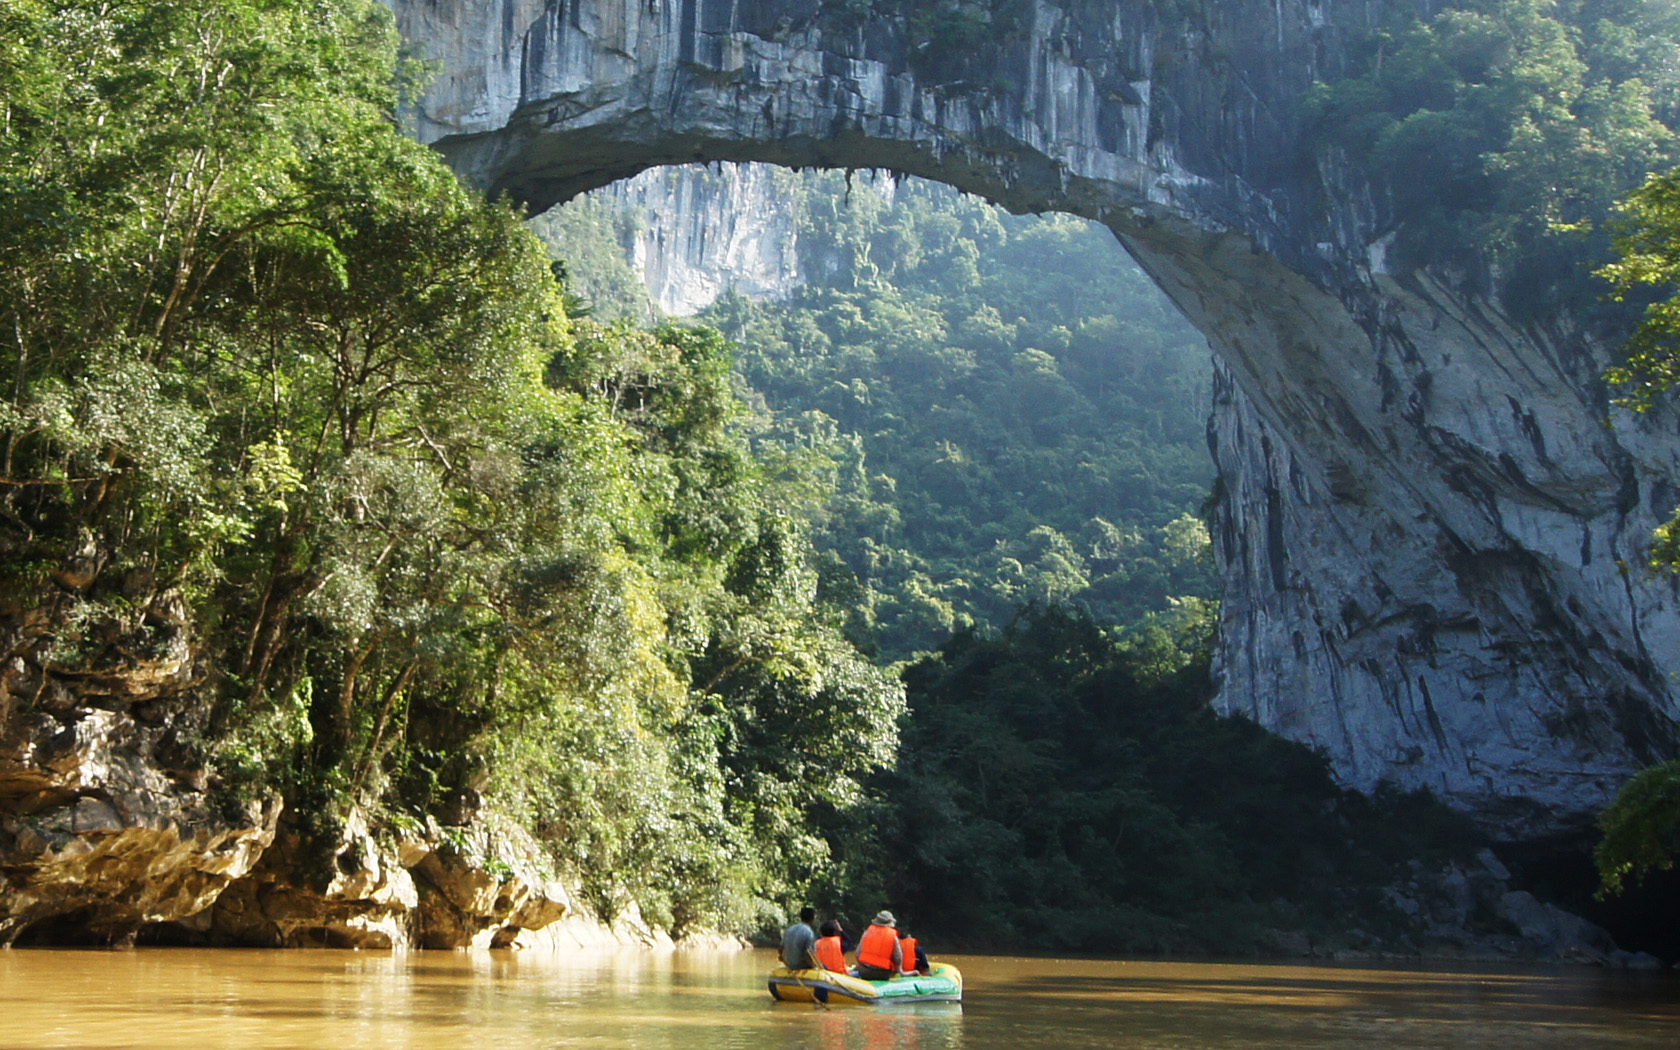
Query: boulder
xmin=1496 ymin=891 xmax=1617 ymax=962
xmin=1607 ymin=949 xmax=1666 ymax=971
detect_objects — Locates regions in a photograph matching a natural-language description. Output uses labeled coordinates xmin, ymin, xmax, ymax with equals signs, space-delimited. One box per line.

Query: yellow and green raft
xmin=767 ymin=962 xmax=963 ymax=1005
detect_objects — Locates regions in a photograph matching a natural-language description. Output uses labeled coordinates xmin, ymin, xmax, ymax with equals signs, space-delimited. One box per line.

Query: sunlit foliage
xmin=1596 ymin=759 xmax=1680 ymax=895
xmin=0 ymin=0 xmax=899 ymax=936
xmin=1303 ymin=0 xmax=1677 ymax=307
xmin=687 ymin=172 xmax=1218 ymax=659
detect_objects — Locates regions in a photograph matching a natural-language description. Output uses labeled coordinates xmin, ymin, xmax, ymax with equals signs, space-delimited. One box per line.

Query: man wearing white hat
xmin=852 ymin=909 xmax=903 ymax=980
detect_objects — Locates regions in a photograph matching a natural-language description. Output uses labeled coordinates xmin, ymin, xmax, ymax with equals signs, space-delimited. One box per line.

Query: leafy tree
xmin=2 ymin=0 xmax=900 ymax=939
xmin=1302 ymin=0 xmax=1675 ymax=308
xmin=1596 ymin=759 xmax=1680 ymax=895
xmin=1601 ymin=166 xmax=1680 ymax=411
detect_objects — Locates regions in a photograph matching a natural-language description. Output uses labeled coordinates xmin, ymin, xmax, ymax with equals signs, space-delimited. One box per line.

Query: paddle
xmin=789 ymin=961 xmax=831 ymax=1010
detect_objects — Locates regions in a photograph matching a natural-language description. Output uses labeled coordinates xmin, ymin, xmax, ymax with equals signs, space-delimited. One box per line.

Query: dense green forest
xmin=0 ymin=0 xmax=899 ymax=937
xmin=539 ymin=172 xmax=1219 ymax=661
xmin=537 ymin=169 xmax=1506 ymax=950
xmin=1303 ymin=0 xmax=1679 ymax=312
xmin=9 ymin=0 xmax=1680 ymax=953
xmin=877 ymin=608 xmax=1482 ymax=952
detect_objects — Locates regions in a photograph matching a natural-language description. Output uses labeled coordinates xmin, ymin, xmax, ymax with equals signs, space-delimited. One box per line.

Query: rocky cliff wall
xmin=387 ymin=0 xmax=1680 ymax=832
xmin=597 ymin=163 xmax=804 ymax=315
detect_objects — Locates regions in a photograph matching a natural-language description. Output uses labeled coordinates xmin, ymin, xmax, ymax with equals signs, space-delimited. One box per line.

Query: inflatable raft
xmin=767 ymin=962 xmax=963 ymax=1005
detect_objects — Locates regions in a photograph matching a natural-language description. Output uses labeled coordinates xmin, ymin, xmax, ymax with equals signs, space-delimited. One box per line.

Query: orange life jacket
xmin=857 ymin=923 xmax=899 ymax=972
xmin=898 ymin=936 xmax=919 ymax=973
xmin=815 ymin=935 xmax=846 ymax=972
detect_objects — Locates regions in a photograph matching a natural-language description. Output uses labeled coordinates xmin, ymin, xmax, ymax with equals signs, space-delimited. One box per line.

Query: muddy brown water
xmin=0 ymin=948 xmax=1673 ymax=1049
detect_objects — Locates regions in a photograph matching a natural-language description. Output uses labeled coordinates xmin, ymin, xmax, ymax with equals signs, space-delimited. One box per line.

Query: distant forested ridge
xmin=541 ymin=171 xmax=1220 ymax=661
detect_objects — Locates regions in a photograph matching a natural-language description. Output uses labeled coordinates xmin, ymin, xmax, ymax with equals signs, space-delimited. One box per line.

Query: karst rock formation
xmin=388 ymin=0 xmax=1680 ymax=833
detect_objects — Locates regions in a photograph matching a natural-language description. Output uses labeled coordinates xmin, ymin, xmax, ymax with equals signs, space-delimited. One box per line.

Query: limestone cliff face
xmin=389 ymin=0 xmax=1680 ymax=832
xmin=0 ymin=575 xmax=277 ymax=945
xmin=599 ymin=163 xmax=803 ymax=315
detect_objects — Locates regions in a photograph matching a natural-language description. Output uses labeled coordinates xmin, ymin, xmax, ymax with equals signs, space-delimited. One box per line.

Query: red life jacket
xmin=857 ymin=924 xmax=899 ymax=972
xmin=814 ymin=935 xmax=845 ymax=972
xmin=898 ymin=936 xmax=919 ymax=973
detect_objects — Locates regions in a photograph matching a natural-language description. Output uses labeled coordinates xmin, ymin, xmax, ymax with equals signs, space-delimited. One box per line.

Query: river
xmin=0 ymin=948 xmax=1673 ymax=1049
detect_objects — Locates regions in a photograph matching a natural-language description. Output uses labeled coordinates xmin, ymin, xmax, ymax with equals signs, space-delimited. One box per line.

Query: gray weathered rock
xmin=1497 ymin=889 xmax=1618 ymax=963
xmin=385 ymin=0 xmax=1680 ymax=831
xmin=404 ymin=821 xmax=574 ymax=949
xmin=0 ymin=589 xmax=638 ymax=949
xmin=0 ymin=625 xmax=279 ymax=945
xmin=200 ymin=810 xmax=420 ymax=949
xmin=599 ymin=164 xmax=804 ymax=315
xmin=1373 ymin=853 xmax=1621 ymax=962
xmin=1607 ymin=949 xmax=1666 ymax=971
xmin=1475 ymin=847 xmax=1512 ymax=883
xmin=200 ymin=812 xmax=576 ymax=950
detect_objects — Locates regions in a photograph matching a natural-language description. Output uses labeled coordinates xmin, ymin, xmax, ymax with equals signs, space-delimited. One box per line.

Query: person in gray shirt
xmin=779 ymin=906 xmax=819 ymax=970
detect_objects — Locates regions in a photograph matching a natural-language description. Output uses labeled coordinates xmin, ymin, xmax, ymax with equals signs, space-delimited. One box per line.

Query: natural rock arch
xmin=390 ymin=0 xmax=1680 ymax=833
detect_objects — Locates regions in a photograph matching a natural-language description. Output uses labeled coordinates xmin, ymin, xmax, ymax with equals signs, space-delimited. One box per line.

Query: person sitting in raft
xmin=897 ymin=926 xmax=928 ymax=975
xmin=779 ymin=907 xmax=820 ymax=971
xmin=852 ymin=910 xmax=903 ymax=980
xmin=814 ymin=920 xmax=847 ymax=973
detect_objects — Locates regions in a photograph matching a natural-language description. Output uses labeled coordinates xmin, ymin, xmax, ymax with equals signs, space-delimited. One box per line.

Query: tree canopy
xmin=1304 ymin=0 xmax=1678 ymax=309
xmin=0 ymin=0 xmax=900 ymax=937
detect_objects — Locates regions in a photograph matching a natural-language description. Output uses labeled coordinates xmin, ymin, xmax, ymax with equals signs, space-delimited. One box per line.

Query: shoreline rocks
xmin=1 ymin=636 xmax=282 ymax=947
xmin=1266 ymin=847 xmax=1667 ymax=968
xmin=0 ymin=654 xmax=696 ymax=952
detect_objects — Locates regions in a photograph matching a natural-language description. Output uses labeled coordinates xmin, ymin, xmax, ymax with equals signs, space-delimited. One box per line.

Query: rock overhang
xmin=387 ymin=0 xmax=1680 ymax=834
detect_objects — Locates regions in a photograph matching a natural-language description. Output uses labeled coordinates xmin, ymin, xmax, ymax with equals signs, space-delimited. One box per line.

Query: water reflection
xmin=0 ymin=948 xmax=1671 ymax=1050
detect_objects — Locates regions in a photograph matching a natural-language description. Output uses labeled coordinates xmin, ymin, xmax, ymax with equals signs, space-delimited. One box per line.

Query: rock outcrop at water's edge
xmin=0 ymin=590 xmax=658 ymax=950
xmin=385 ymin=0 xmax=1680 ymax=832
xmin=0 ymin=584 xmax=276 ymax=946
xmin=173 ymin=811 xmax=669 ymax=951
xmin=1261 ymin=846 xmax=1652 ymax=965
xmin=0 ymin=578 xmax=1622 ymax=957
xmin=0 ymin=673 xmax=666 ymax=949
xmin=0 ymin=680 xmax=663 ymax=951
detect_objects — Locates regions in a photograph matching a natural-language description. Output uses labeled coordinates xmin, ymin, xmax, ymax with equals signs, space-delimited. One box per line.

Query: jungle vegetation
xmin=540 ymin=167 xmax=1495 ymax=951
xmin=0 ymin=0 xmax=900 ymax=937
xmin=1302 ymin=0 xmax=1680 ymax=313
xmin=10 ymin=0 xmax=1675 ymax=952
xmin=873 ymin=606 xmax=1482 ymax=953
xmin=541 ymin=170 xmax=1219 ymax=663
